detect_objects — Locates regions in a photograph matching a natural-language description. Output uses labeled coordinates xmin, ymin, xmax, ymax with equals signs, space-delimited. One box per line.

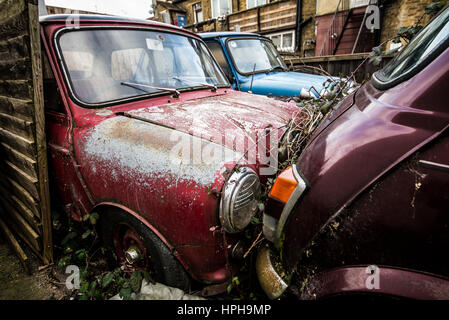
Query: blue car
xmin=200 ymin=32 xmax=341 ymax=98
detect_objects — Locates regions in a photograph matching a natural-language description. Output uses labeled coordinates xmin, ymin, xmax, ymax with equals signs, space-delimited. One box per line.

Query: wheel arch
xmin=91 ymin=201 xmax=194 ymax=278
xmin=300 ymin=265 xmax=449 ymax=300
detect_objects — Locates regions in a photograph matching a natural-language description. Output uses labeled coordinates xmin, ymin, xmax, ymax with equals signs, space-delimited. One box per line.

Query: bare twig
xmin=243 ymin=231 xmax=263 ymax=259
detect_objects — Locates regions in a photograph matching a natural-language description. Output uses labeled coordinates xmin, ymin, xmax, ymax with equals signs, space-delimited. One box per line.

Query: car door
xmin=43 ymin=48 xmax=92 ymax=220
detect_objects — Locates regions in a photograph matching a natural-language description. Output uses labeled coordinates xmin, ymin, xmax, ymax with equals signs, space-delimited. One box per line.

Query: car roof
xmin=39 ymin=14 xmax=199 ymax=38
xmin=199 ymin=31 xmax=270 ymax=40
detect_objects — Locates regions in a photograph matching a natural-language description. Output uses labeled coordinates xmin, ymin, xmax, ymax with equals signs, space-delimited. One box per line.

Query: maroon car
xmin=39 ymin=14 xmax=301 ymax=291
xmin=257 ymin=6 xmax=449 ymax=299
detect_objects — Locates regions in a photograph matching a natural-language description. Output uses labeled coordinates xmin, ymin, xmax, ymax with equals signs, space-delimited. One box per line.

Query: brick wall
xmin=232 ymin=0 xmax=247 ymax=13
xmin=300 ymin=0 xmax=317 ymax=56
xmin=169 ymin=0 xmax=438 ymax=56
xmin=380 ymin=0 xmax=434 ymax=48
xmin=46 ymin=6 xmax=100 ymax=15
xmin=301 ymin=0 xmax=436 ymax=57
xmin=178 ymin=0 xmax=213 ymax=25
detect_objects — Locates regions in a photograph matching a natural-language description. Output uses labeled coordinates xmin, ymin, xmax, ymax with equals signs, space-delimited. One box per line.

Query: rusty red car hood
xmin=125 ymin=91 xmax=301 ymax=150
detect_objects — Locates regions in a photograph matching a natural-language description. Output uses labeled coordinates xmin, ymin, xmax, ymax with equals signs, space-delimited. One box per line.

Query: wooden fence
xmin=282 ymin=53 xmax=393 ymax=83
xmin=0 ymin=0 xmax=52 ymax=270
xmin=185 ymin=0 xmax=297 ymax=34
xmin=228 ymin=0 xmax=297 ymax=33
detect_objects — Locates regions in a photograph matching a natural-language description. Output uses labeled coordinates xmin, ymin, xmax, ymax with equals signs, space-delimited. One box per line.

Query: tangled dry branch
xmin=273 ymin=76 xmax=357 ymax=178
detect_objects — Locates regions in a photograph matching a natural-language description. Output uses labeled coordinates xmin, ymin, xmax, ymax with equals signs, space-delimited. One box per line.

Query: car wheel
xmin=101 ymin=208 xmax=190 ymax=291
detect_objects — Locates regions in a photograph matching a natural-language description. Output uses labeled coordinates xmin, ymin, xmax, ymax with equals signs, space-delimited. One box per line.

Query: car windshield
xmin=376 ymin=6 xmax=449 ymax=83
xmin=58 ymin=29 xmax=229 ymax=106
xmin=226 ymin=38 xmax=287 ymax=74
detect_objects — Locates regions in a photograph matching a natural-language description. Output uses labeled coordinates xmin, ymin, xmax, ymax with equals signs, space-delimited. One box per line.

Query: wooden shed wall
xmin=0 ymin=0 xmax=52 ymax=264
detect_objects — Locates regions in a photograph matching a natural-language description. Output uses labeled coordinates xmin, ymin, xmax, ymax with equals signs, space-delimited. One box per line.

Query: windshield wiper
xmin=172 ymin=77 xmax=217 ymax=92
xmin=121 ymin=81 xmax=180 ymax=98
xmin=267 ymin=66 xmax=286 ymax=73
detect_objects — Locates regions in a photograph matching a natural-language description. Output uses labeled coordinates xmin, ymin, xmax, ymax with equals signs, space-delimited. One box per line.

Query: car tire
xmin=101 ymin=208 xmax=190 ymax=291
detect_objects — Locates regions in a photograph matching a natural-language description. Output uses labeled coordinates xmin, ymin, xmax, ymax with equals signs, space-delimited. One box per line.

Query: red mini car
xmin=258 ymin=5 xmax=449 ymax=300
xmin=40 ymin=14 xmax=301 ymax=291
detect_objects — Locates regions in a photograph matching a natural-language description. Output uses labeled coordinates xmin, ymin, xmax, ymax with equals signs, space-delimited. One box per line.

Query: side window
xmin=42 ymin=50 xmax=65 ymax=114
xmin=205 ymin=40 xmax=233 ymax=82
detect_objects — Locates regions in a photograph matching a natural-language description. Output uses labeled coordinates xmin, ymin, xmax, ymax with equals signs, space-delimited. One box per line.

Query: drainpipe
xmin=295 ymin=0 xmax=302 ymax=54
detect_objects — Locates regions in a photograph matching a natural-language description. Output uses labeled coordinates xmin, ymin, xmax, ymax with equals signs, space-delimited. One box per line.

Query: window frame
xmin=160 ymin=10 xmax=171 ymax=24
xmin=349 ymin=0 xmax=371 ymax=9
xmin=211 ymin=0 xmax=232 ymax=18
xmin=193 ymin=2 xmax=203 ymax=24
xmin=267 ymin=30 xmax=295 ymax=52
xmin=246 ymin=0 xmax=267 ymax=10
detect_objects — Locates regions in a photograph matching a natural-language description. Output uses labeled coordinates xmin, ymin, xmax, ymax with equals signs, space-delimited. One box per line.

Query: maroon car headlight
xmin=220 ymin=167 xmax=261 ymax=233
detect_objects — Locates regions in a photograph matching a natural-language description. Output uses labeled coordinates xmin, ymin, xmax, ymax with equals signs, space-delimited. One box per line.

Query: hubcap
xmin=113 ymin=224 xmax=149 ymax=270
xmin=125 ymin=246 xmax=142 ymax=265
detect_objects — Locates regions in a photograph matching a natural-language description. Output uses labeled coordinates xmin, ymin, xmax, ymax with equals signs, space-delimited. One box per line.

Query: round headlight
xmin=220 ymin=167 xmax=261 ymax=233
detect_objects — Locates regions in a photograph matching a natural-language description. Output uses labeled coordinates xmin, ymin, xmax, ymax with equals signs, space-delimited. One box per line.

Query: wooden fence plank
xmin=0 ymin=79 xmax=33 ymax=99
xmin=0 ymin=127 xmax=36 ymax=158
xmin=0 ymin=186 xmax=40 ymax=232
xmin=1 ymin=199 xmax=41 ymax=252
xmin=28 ymin=1 xmax=53 ymax=264
xmin=1 ymin=178 xmax=40 ymax=219
xmin=0 ymin=34 xmax=31 ymax=61
xmin=0 ymin=57 xmax=32 ymax=80
xmin=0 ymin=9 xmax=28 ymax=38
xmin=0 ymin=111 xmax=34 ymax=139
xmin=3 ymin=160 xmax=39 ymax=200
xmin=0 ymin=215 xmax=31 ymax=274
xmin=0 ymin=0 xmax=27 ymax=21
xmin=0 ymin=142 xmax=37 ymax=178
xmin=0 ymin=95 xmax=34 ymax=121
xmin=228 ymin=14 xmax=258 ymax=24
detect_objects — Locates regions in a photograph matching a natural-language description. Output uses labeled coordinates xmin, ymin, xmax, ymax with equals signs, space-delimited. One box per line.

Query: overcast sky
xmin=45 ymin=0 xmax=153 ymax=19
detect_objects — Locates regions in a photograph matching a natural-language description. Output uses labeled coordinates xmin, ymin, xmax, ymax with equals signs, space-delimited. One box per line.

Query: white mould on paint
xmin=81 ymin=117 xmax=242 ymax=187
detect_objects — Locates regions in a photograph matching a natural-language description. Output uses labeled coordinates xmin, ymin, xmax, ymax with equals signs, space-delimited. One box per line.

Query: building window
xmin=350 ymin=0 xmax=371 ymax=8
xmin=268 ymin=31 xmax=295 ymax=52
xmin=211 ymin=0 xmax=232 ymax=18
xmin=160 ymin=10 xmax=171 ymax=24
xmin=247 ymin=0 xmax=267 ymax=9
xmin=193 ymin=2 xmax=203 ymax=23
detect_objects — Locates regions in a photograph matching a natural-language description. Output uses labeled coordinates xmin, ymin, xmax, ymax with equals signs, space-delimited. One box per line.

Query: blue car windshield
xmin=227 ymin=38 xmax=287 ymax=74
xmin=58 ymin=29 xmax=229 ymax=106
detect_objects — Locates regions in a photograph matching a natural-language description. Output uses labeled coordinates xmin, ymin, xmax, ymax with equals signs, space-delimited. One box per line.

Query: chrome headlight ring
xmin=220 ymin=167 xmax=261 ymax=233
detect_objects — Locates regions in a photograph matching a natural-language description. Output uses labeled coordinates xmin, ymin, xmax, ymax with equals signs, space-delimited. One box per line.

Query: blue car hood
xmin=239 ymin=71 xmax=336 ymax=97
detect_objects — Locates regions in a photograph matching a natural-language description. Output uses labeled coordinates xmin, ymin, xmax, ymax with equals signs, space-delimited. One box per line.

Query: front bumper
xmin=256 ymin=245 xmax=288 ymax=299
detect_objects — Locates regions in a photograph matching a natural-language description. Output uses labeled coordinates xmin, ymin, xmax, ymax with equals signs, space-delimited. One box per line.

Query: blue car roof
xmin=199 ymin=32 xmax=270 ymax=40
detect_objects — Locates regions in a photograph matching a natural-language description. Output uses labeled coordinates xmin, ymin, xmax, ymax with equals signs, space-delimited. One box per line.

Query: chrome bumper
xmin=256 ymin=245 xmax=288 ymax=299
